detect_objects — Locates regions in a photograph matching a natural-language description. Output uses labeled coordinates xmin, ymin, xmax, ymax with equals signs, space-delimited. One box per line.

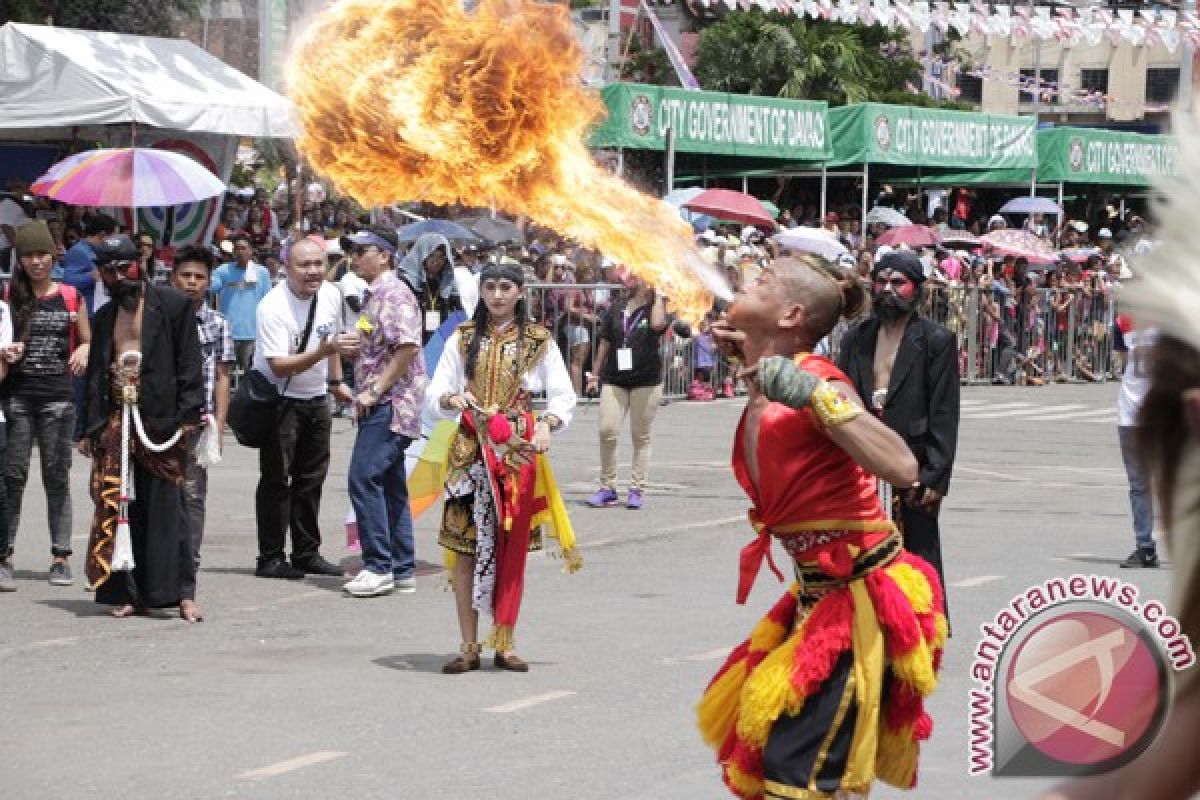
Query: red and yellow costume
xmin=697 ymin=354 xmax=946 ymax=800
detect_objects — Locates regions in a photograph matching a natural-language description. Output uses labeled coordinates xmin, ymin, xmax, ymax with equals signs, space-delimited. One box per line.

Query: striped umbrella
xmin=31 ymin=147 xmax=225 ymax=208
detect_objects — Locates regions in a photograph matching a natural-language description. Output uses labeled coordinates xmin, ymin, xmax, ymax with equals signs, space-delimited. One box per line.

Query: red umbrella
xmin=981 ymin=229 xmax=1057 ymax=265
xmin=682 ymin=189 xmax=776 ymax=228
xmin=875 ymin=225 xmax=939 ymax=248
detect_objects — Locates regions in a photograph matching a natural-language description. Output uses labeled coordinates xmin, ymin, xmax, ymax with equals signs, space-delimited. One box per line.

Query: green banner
xmin=590 ymin=83 xmax=830 ymax=161
xmin=827 ymin=103 xmax=1037 ymax=170
xmin=1037 ymin=127 xmax=1176 ymax=186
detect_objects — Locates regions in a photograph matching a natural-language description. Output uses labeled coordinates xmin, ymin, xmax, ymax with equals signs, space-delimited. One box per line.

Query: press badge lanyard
xmin=617 ymin=306 xmax=647 ymax=372
xmin=424 ymin=285 xmax=441 ymax=332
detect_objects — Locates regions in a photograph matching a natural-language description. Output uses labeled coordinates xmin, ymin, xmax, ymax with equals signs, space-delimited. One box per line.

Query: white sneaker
xmin=343 ymin=569 xmax=394 ymax=597
xmin=394 ymin=576 xmax=416 ymax=593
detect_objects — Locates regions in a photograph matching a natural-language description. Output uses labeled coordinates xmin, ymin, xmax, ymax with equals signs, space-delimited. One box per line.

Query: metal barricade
xmin=825 ymin=284 xmax=1117 ymax=386
xmin=526 ymin=282 xmax=621 ymax=404
xmin=524 ymin=281 xmax=1120 ymax=400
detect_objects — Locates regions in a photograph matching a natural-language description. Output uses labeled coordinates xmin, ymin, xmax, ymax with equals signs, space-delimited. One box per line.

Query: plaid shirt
xmin=196 ymin=304 xmax=235 ymax=415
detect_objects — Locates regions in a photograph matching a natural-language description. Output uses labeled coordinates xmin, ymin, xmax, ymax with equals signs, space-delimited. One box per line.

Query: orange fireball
xmin=286 ymin=0 xmax=727 ymax=321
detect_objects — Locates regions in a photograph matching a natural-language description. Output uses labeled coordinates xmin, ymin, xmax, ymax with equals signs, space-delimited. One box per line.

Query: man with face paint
xmin=836 ymin=249 xmax=960 ymax=616
xmin=78 ymin=236 xmax=204 ymax=619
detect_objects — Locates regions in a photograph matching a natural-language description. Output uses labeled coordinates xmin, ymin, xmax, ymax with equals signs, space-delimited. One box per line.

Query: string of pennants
xmin=894 ymin=45 xmax=1175 ymax=113
xmin=909 ymin=68 xmax=1172 ymax=114
xmin=690 ymin=1 xmax=1200 ymax=52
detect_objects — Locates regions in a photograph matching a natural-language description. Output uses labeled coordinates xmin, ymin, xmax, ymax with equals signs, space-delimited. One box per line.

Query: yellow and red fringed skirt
xmin=697 ymin=539 xmax=947 ymax=800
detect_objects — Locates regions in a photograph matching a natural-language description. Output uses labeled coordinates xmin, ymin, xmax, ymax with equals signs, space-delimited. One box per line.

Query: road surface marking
xmin=484 ymin=690 xmax=576 ymax=713
xmin=963 ymin=404 xmax=1088 ymax=419
xmin=27 ymin=637 xmax=78 ymax=649
xmin=664 ymin=515 xmax=745 ymax=534
xmin=1022 ymin=408 xmax=1116 ymax=422
xmin=238 ymin=751 xmax=347 ymax=780
xmin=962 ymin=402 xmax=1037 ymax=412
xmin=951 ymin=575 xmax=1004 ymax=588
xmin=1050 ymin=552 xmax=1097 ymax=562
xmin=684 ymin=647 xmax=732 ymax=662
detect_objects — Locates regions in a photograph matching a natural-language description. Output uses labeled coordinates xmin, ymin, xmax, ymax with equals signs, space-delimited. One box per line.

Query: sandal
xmin=442 ymin=642 xmax=482 ymax=674
xmin=493 ymin=652 xmax=529 ymax=673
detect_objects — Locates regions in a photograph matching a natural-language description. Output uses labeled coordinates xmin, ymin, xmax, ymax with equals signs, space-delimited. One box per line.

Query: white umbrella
xmin=864 ymin=206 xmax=911 ymax=228
xmin=772 ymin=227 xmax=848 ymax=260
xmin=999 ymin=196 xmax=1064 ymax=216
xmin=0 ymin=198 xmax=30 ymax=228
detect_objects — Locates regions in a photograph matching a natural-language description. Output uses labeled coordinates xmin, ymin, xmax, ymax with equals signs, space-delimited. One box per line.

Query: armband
xmin=809 ymin=380 xmax=863 ymax=428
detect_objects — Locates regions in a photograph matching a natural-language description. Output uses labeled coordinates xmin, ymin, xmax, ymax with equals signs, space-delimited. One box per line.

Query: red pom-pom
xmin=487 ymin=413 xmax=514 ymax=443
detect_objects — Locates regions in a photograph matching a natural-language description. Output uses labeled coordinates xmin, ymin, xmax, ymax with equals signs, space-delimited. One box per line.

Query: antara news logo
xmin=968 ymin=573 xmax=1195 ymax=778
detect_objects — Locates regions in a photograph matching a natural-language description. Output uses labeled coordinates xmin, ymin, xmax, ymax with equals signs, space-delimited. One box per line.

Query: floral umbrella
xmin=981 ymin=228 xmax=1057 ymax=265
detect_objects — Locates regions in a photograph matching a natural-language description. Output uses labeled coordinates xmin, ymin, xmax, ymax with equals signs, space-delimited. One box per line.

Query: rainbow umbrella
xmin=31 ymin=147 xmax=225 ymax=208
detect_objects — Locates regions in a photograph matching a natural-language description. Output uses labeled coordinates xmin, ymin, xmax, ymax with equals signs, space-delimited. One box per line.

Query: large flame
xmin=286 ymin=0 xmax=728 ymax=321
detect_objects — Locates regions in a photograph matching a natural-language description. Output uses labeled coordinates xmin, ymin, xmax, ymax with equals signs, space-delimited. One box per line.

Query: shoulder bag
xmin=227 ymin=293 xmax=319 ymax=448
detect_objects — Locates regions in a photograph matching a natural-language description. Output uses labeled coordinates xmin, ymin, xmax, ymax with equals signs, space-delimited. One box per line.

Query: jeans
xmin=1118 ymin=426 xmax=1155 ymax=551
xmin=256 ymin=398 xmax=331 ymax=564
xmin=4 ymin=397 xmax=74 ymax=557
xmin=348 ymin=405 xmax=414 ymax=579
xmin=598 ymin=383 xmax=662 ymax=492
xmin=0 ymin=425 xmax=11 ymax=559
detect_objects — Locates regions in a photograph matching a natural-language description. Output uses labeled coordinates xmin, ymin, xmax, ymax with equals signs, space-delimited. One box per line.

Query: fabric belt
xmin=794 ymin=531 xmax=902 ymax=596
xmin=736 ymin=509 xmax=896 ymax=605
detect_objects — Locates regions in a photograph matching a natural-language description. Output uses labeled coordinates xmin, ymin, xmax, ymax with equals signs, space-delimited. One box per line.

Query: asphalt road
xmin=0 ymin=382 xmax=1176 ymax=800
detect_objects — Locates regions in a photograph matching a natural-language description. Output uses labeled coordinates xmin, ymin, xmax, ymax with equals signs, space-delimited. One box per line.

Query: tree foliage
xmin=693 ymin=11 xmax=964 ymax=109
xmin=1 ymin=0 xmax=199 ymax=37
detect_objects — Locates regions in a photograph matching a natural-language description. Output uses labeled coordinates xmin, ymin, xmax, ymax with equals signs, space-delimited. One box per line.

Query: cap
xmin=93 ymin=235 xmax=139 ymax=266
xmin=988 ymin=214 xmax=1006 ymax=229
xmin=339 ymin=228 xmax=397 ymax=254
xmin=1098 ymin=228 xmax=1113 ymax=239
xmin=13 ymin=221 xmax=55 ymax=256
xmin=1070 ymin=220 xmax=1089 ymax=233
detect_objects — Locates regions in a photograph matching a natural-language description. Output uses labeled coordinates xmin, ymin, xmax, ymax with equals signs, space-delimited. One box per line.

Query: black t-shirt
xmin=598 ymin=297 xmax=667 ymax=388
xmin=9 ymin=291 xmax=73 ymax=403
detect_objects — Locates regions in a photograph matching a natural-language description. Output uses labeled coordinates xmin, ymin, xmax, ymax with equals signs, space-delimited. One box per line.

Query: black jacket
xmin=80 ymin=285 xmax=204 ymax=441
xmin=836 ymin=314 xmax=960 ymax=495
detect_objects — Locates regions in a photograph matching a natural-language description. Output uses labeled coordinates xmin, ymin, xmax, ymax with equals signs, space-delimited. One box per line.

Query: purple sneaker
xmin=586 ymin=487 xmax=619 ymax=508
xmin=626 ymin=489 xmax=643 ymax=510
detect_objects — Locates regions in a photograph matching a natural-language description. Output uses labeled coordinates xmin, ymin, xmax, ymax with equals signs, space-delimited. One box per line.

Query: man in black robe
xmin=836 ymin=251 xmax=960 ymax=615
xmin=78 ymin=236 xmax=204 ymax=620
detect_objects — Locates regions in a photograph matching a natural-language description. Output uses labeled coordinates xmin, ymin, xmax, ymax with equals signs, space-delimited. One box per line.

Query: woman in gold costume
xmin=426 ymin=259 xmax=577 ymax=674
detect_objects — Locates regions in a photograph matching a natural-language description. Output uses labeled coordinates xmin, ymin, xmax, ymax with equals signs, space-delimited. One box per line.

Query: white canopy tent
xmin=0 ymin=22 xmax=295 ymax=139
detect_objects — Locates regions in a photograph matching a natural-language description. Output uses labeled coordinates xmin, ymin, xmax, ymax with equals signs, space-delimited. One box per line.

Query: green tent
xmin=1035 ymin=126 xmax=1176 ymax=187
xmin=915 ymin=126 xmax=1176 ymax=189
xmin=590 ymin=82 xmax=830 ymax=163
xmin=826 ymin=103 xmax=1038 ymax=172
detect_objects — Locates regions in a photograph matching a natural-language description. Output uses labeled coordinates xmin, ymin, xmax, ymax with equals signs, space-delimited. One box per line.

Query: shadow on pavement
xmin=373 ymin=653 xmax=453 ymax=674
xmin=37 ymin=598 xmax=112 ymax=618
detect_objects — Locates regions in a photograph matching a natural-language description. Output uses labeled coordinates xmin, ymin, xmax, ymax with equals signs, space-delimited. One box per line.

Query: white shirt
xmin=424 ymin=328 xmax=576 ymax=431
xmin=337 ymin=270 xmax=368 ymax=328
xmin=252 ymin=281 xmax=343 ymax=399
xmin=1117 ymin=328 xmax=1156 ymax=427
